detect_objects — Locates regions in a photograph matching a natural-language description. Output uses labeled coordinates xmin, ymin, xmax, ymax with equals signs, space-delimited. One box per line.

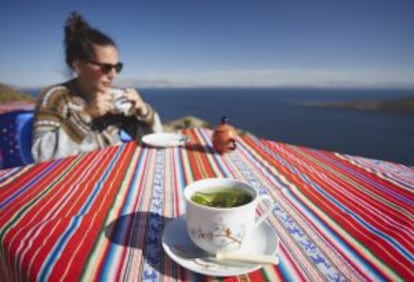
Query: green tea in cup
xmin=191 ymin=188 xmax=253 ymax=208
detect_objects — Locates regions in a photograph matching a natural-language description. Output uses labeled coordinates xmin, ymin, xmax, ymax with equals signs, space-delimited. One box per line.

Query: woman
xmin=32 ymin=11 xmax=162 ymax=162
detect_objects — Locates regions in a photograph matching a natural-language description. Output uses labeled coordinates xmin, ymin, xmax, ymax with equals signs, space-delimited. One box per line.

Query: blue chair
xmin=120 ymin=130 xmax=132 ymax=142
xmin=0 ymin=110 xmax=34 ymax=169
xmin=0 ymin=110 xmax=134 ymax=169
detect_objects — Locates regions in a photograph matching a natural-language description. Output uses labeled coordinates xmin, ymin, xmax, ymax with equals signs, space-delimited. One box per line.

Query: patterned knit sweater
xmin=31 ymin=80 xmax=162 ymax=162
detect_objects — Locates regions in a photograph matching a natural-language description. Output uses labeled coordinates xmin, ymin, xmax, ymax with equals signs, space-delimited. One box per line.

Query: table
xmin=1 ymin=128 xmax=413 ymax=281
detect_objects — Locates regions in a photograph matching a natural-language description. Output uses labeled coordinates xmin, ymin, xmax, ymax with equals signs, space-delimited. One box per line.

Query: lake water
xmin=28 ymin=87 xmax=414 ymax=166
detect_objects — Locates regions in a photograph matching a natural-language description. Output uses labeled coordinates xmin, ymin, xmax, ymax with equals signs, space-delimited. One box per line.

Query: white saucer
xmin=162 ymin=215 xmax=279 ymax=277
xmin=141 ymin=133 xmax=189 ymax=148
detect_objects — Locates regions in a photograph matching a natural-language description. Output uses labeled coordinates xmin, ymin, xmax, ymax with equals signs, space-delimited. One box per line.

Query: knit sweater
xmin=31 ymin=80 xmax=162 ymax=162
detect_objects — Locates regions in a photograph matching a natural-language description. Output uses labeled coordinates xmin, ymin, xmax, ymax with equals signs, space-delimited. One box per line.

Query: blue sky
xmin=1 ymin=0 xmax=413 ymax=89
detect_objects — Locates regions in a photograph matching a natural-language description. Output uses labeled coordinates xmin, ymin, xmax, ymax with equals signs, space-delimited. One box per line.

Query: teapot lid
xmin=221 ymin=116 xmax=229 ymax=125
xmin=215 ymin=116 xmax=235 ymax=132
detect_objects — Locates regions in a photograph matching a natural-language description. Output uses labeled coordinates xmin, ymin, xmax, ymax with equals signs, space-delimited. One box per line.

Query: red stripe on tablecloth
xmin=14 ymin=147 xmax=120 ymax=281
xmin=244 ymin=138 xmax=376 ymax=276
xmin=183 ymin=129 xmax=217 ymax=179
xmin=286 ymin=146 xmax=413 ymax=278
xmin=1 ymin=144 xmax=136 ymax=281
xmin=247 ymin=137 xmax=413 ymax=279
xmin=305 ymin=148 xmax=413 ymax=213
xmin=276 ymin=144 xmax=412 ymax=241
xmin=51 ymin=144 xmax=137 ymax=281
xmin=268 ymin=142 xmax=413 ymax=219
xmin=0 ymin=159 xmax=73 ymax=212
xmin=280 ymin=144 xmax=413 ymax=249
xmin=1 ymin=156 xmax=87 ymax=281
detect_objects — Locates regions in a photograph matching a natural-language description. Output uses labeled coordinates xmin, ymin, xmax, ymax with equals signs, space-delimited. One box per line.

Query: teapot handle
xmin=229 ymin=139 xmax=236 ymax=150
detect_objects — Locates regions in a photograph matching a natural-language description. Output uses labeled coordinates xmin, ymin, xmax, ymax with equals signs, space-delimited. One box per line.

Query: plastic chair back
xmin=0 ymin=110 xmax=34 ymax=169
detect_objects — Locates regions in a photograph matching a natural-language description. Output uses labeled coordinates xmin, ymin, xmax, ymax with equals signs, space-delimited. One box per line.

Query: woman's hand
xmin=124 ymin=88 xmax=149 ymax=116
xmin=84 ymin=91 xmax=113 ymax=118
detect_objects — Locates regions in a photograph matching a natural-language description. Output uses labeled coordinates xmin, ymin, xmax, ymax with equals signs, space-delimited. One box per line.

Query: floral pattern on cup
xmin=190 ymin=217 xmax=245 ymax=251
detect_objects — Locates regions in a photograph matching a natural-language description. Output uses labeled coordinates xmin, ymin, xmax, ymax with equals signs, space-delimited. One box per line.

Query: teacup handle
xmin=254 ymin=195 xmax=274 ymax=229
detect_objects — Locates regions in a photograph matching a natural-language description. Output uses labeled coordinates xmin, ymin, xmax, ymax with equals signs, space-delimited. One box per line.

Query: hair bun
xmin=63 ymin=11 xmax=116 ymax=69
xmin=64 ymin=11 xmax=89 ymax=44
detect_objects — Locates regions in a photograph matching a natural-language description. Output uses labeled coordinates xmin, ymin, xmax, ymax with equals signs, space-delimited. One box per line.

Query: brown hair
xmin=64 ymin=11 xmax=116 ymax=69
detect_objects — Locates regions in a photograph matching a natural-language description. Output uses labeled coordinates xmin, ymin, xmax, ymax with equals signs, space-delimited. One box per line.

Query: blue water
xmin=28 ymin=87 xmax=414 ymax=166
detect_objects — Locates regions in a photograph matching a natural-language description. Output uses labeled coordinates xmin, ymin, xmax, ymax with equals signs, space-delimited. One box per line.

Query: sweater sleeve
xmin=31 ymin=86 xmax=97 ymax=162
xmin=31 ymin=127 xmax=98 ymax=162
xmin=34 ymin=86 xmax=92 ymax=142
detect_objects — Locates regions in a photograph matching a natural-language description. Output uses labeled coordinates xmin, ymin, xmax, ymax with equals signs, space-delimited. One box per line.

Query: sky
xmin=1 ymin=0 xmax=413 ymax=89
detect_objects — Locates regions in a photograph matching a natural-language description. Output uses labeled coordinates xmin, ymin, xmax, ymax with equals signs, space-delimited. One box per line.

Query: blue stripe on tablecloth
xmin=0 ymin=167 xmax=21 ymax=182
xmin=141 ymin=149 xmax=166 ymax=281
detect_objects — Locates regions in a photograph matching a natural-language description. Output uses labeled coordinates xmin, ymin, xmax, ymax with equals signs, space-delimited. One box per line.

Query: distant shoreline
xmin=2 ymin=82 xmax=414 ymax=114
xmin=301 ymin=96 xmax=414 ymax=113
xmin=2 ymin=84 xmax=414 ymax=165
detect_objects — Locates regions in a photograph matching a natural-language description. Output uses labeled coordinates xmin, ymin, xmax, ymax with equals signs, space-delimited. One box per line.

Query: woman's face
xmin=75 ymin=44 xmax=121 ymax=94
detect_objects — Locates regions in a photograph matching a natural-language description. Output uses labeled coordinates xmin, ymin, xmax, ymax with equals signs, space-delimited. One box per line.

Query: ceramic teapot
xmin=212 ymin=116 xmax=237 ymax=154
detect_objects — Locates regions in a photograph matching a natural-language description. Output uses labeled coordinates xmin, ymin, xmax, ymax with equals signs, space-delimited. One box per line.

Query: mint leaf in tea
xmin=191 ymin=188 xmax=253 ymax=208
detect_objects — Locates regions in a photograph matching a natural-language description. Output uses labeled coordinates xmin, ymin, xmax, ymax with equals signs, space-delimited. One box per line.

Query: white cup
xmin=109 ymin=88 xmax=133 ymax=115
xmin=184 ymin=178 xmax=274 ymax=254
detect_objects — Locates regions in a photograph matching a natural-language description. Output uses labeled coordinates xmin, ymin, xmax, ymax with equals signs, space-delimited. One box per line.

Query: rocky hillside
xmin=0 ymin=83 xmax=36 ymax=114
xmin=0 ymin=83 xmax=34 ymax=102
xmin=163 ymin=115 xmax=212 ymax=132
xmin=162 ymin=115 xmax=251 ymax=136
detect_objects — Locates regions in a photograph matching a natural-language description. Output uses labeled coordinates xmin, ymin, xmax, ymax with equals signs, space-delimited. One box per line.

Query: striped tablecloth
xmin=1 ymin=128 xmax=413 ymax=281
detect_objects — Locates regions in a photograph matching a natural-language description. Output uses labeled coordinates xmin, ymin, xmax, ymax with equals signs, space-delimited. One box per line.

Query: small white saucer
xmin=162 ymin=215 xmax=279 ymax=277
xmin=141 ymin=133 xmax=189 ymax=148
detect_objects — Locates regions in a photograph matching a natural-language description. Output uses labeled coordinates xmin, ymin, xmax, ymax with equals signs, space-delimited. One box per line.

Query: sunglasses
xmin=88 ymin=60 xmax=123 ymax=74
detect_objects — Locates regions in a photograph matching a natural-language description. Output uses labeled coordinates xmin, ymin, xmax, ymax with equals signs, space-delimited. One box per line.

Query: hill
xmin=0 ymin=83 xmax=34 ymax=102
xmin=302 ymin=96 xmax=414 ymax=113
xmin=0 ymin=83 xmax=36 ymax=113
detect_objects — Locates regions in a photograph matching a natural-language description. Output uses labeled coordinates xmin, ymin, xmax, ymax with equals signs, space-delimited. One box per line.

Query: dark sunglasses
xmin=88 ymin=60 xmax=123 ymax=74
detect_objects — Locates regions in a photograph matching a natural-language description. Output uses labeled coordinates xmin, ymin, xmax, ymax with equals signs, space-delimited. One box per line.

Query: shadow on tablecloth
xmin=105 ymin=211 xmax=185 ymax=279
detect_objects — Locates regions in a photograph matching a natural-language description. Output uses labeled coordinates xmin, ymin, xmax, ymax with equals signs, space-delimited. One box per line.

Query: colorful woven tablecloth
xmin=1 ymin=128 xmax=413 ymax=281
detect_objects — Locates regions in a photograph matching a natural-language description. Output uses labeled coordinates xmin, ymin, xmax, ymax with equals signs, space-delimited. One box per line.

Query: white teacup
xmin=184 ymin=178 xmax=274 ymax=254
xmin=109 ymin=88 xmax=133 ymax=115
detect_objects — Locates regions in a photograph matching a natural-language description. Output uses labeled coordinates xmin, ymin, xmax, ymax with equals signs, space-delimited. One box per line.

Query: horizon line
xmin=15 ymin=84 xmax=414 ymax=92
